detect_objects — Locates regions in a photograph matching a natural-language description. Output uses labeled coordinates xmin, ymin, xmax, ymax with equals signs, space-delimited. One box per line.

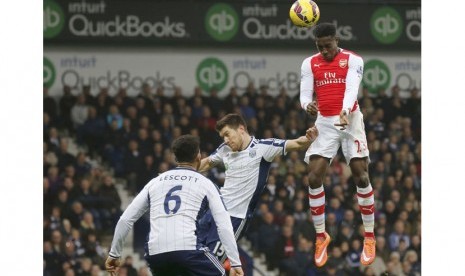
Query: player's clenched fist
xmin=306 ymin=101 xmax=319 ymax=117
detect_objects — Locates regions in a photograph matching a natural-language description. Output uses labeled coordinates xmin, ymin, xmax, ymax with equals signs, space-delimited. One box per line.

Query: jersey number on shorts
xmin=354 ymin=140 xmax=367 ymax=153
xmin=213 ymin=241 xmax=225 ymax=257
xmin=164 ymin=185 xmax=182 ymax=214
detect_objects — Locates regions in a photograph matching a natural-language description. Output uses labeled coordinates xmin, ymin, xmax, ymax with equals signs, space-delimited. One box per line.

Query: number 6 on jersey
xmin=164 ymin=185 xmax=183 ymax=214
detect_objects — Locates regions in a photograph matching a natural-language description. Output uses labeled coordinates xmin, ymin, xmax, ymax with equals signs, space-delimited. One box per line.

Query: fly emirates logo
xmin=315 ymin=72 xmax=346 ymax=87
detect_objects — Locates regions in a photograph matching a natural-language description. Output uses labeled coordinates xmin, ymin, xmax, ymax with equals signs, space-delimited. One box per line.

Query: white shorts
xmin=304 ymin=110 xmax=370 ymax=164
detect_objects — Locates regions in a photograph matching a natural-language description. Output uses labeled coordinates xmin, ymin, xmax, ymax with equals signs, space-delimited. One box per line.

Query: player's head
xmin=216 ymin=113 xmax=249 ymax=152
xmin=171 ymin=135 xmax=201 ymax=168
xmin=313 ymin=22 xmax=339 ymax=62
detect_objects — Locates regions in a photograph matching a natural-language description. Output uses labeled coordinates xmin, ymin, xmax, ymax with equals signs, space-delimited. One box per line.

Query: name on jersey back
xmin=159 ymin=174 xmax=199 ymax=182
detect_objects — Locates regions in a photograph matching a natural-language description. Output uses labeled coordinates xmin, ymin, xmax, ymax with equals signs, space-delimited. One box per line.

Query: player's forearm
xmin=209 ymin=192 xmax=242 ymax=267
xmin=109 ymin=187 xmax=150 ymax=257
xmin=215 ymin=212 xmax=242 ymax=267
xmin=287 ymin=136 xmax=311 ymax=151
xmin=108 ymin=217 xmax=132 ymax=258
xmin=342 ymin=86 xmax=359 ymax=112
xmin=300 ymin=90 xmax=313 ymax=111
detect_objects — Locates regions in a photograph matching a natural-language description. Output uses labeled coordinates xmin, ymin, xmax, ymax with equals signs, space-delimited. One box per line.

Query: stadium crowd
xmin=43 ymin=82 xmax=421 ymax=276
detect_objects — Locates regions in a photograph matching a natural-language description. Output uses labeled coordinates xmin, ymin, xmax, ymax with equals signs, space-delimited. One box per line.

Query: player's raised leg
xmin=307 ymin=156 xmax=331 ymax=267
xmin=350 ymin=158 xmax=376 ymax=265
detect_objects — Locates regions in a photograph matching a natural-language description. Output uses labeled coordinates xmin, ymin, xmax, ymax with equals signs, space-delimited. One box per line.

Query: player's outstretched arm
xmin=285 ymin=126 xmax=318 ymax=151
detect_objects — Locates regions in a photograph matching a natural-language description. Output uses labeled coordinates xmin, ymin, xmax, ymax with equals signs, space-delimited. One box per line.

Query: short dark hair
xmin=314 ymin=22 xmax=336 ymax=38
xmin=215 ymin=113 xmax=247 ymax=132
xmin=171 ymin=135 xmax=200 ymax=163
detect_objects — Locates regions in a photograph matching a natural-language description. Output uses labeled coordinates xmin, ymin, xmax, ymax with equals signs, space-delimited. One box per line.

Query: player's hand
xmin=104 ymin=256 xmax=121 ymax=275
xmin=306 ymin=101 xmax=319 ymax=117
xmin=334 ymin=109 xmax=349 ymax=130
xmin=229 ymin=267 xmax=244 ymax=276
xmin=306 ymin=126 xmax=318 ymax=142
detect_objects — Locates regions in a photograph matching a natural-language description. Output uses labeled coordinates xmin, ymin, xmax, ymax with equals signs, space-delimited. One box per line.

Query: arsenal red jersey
xmin=300 ymin=49 xmax=364 ymax=117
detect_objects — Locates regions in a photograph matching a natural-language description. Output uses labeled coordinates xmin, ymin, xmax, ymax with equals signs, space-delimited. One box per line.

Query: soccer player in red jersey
xmin=299 ymin=22 xmax=376 ymax=267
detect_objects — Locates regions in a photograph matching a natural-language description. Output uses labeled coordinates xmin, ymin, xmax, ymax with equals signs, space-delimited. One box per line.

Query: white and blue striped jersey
xmin=210 ymin=137 xmax=287 ymax=219
xmin=109 ymin=167 xmax=241 ymax=267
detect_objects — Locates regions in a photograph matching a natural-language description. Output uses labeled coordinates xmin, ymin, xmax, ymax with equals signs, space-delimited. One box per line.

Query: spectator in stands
xmin=98 ymin=174 xmax=122 ymax=230
xmin=297 ymin=211 xmax=317 ymax=242
xmin=122 ymin=256 xmax=138 ymax=276
xmin=44 ymin=86 xmax=58 ymax=124
xmin=84 ymin=231 xmax=106 ymax=265
xmin=256 ymin=212 xmax=279 ymax=262
xmin=71 ymin=94 xmax=89 ymax=129
xmin=59 ymin=85 xmax=76 ymax=133
xmin=82 ymin=85 xmax=97 ymax=107
xmin=47 ymin=165 xmax=63 ymax=196
xmin=345 ymin=239 xmax=362 ymax=275
xmin=389 ymin=220 xmax=411 ymax=251
xmin=46 ymin=127 xmax=61 ymax=152
xmin=123 ymin=139 xmax=143 ymax=194
xmin=273 ymin=225 xmax=298 ymax=274
xmin=56 ymin=139 xmax=76 ymax=172
xmin=386 ymin=251 xmax=404 ymax=276
xmin=80 ymin=106 xmax=106 ymax=155
xmin=44 ymin=240 xmax=62 ymax=275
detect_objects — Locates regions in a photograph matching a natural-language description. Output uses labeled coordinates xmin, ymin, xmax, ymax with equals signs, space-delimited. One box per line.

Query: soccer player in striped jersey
xmin=198 ymin=113 xmax=318 ymax=263
xmin=299 ymin=22 xmax=376 ymax=267
xmin=105 ymin=135 xmax=244 ymax=276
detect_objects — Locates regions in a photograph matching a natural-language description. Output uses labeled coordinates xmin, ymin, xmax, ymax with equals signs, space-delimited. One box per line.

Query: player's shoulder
xmin=219 ymin=142 xmax=232 ymax=152
xmin=302 ymin=53 xmax=321 ymax=64
xmin=341 ymin=49 xmax=363 ymax=61
xmin=340 ymin=48 xmax=361 ymax=57
xmin=200 ymin=176 xmax=221 ymax=194
xmin=212 ymin=142 xmax=231 ymax=155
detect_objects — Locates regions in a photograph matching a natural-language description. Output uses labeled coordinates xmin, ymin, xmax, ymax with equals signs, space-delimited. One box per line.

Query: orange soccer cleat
xmin=314 ymin=232 xmax=331 ymax=267
xmin=360 ymin=238 xmax=376 ymax=266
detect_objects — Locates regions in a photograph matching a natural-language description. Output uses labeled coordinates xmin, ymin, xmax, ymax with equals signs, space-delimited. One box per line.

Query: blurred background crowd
xmin=43 ymin=82 xmax=421 ymax=276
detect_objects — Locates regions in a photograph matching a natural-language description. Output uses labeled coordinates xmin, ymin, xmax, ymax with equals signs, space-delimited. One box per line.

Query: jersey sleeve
xmin=300 ymin=57 xmax=314 ymax=111
xmin=258 ymin=138 xmax=287 ymax=161
xmin=109 ymin=183 xmax=150 ymax=258
xmin=205 ymin=180 xmax=242 ymax=267
xmin=209 ymin=144 xmax=226 ymax=166
xmin=343 ymin=54 xmax=364 ymax=112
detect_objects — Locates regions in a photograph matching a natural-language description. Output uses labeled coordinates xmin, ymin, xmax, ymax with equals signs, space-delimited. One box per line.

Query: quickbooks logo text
xmin=370 ymin=7 xmax=403 ymax=44
xmin=362 ymin=59 xmax=390 ymax=94
xmin=44 ymin=57 xmax=56 ymax=88
xmin=205 ymin=3 xmax=239 ymax=41
xmin=44 ymin=0 xmax=65 ymax=38
xmin=196 ymin=58 xmax=228 ymax=92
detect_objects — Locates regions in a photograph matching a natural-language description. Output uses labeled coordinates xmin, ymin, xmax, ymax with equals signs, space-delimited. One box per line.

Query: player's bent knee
xmin=357 ymin=172 xmax=370 ymax=188
xmin=308 ymin=172 xmax=323 ymax=189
